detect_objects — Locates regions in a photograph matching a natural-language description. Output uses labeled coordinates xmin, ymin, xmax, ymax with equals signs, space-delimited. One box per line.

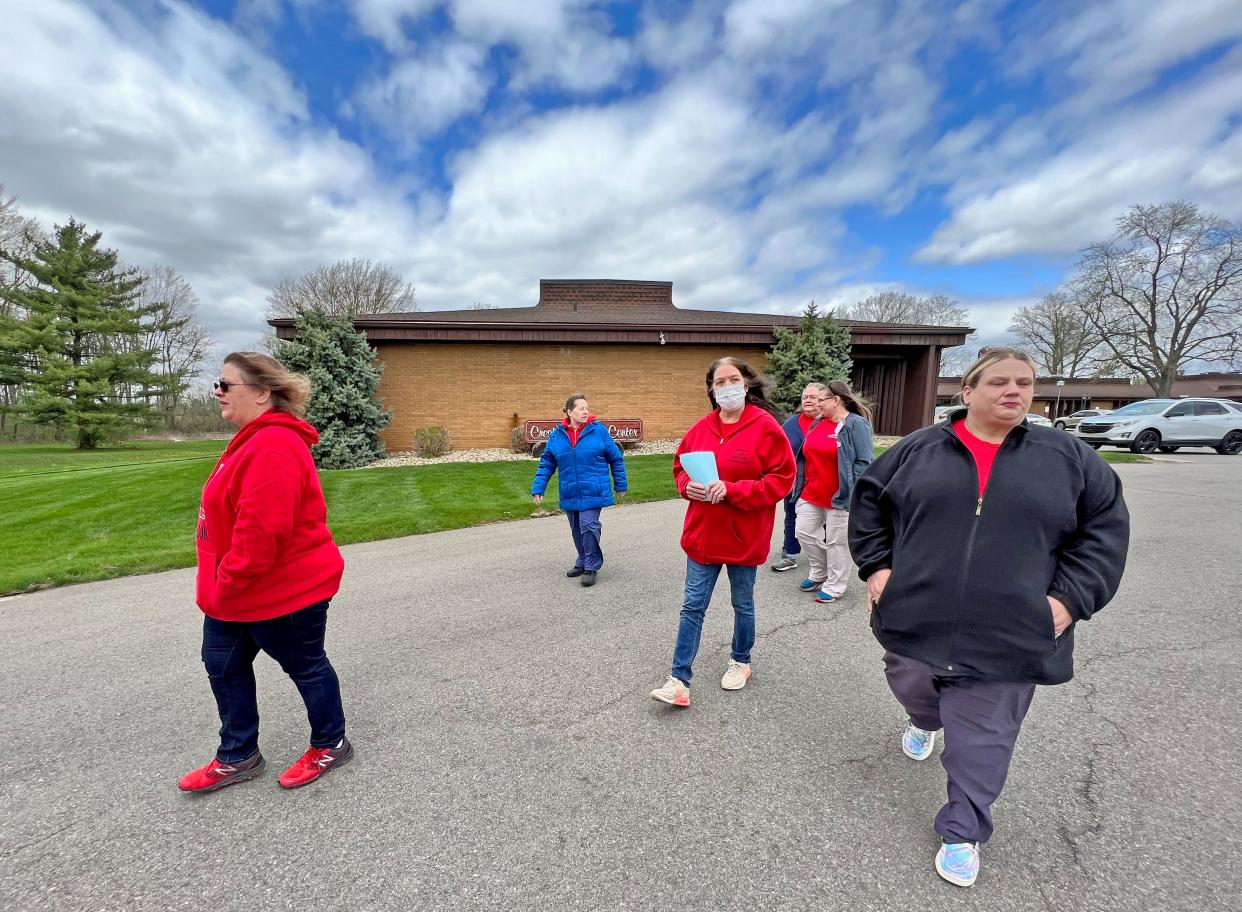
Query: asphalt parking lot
xmin=1 ymin=455 xmax=1239 ymax=911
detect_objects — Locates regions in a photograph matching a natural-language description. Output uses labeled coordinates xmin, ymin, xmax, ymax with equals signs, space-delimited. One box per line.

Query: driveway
xmin=1 ymin=458 xmax=1238 ymax=911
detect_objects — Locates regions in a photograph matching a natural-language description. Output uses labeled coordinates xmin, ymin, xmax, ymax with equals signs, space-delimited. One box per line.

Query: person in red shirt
xmin=793 ymin=380 xmax=875 ymax=603
xmin=849 ymin=347 xmax=1130 ymax=887
xmin=650 ymin=358 xmax=795 ymax=708
xmin=178 ymin=352 xmax=351 ymax=794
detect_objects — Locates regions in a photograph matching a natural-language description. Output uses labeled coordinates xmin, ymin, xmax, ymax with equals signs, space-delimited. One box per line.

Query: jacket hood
xmin=562 ymin=415 xmax=597 ymax=428
xmin=224 ymin=410 xmax=319 ymax=457
xmin=708 ymin=403 xmax=773 ymax=438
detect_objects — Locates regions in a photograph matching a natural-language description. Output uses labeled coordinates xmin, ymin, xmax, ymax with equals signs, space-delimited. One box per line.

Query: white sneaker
xmin=902 ymin=721 xmax=939 ymax=761
xmin=935 ymin=842 xmax=980 ymax=887
xmin=650 ymin=675 xmax=690 ymax=707
xmin=720 ymin=660 xmax=752 ymax=690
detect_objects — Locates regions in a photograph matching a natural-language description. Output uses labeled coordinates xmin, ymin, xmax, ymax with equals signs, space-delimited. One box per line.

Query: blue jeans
xmin=782 ymin=496 xmax=801 ymax=556
xmin=201 ymin=600 xmax=346 ymax=763
xmin=671 ymin=559 xmax=757 ymax=685
xmin=566 ymin=508 xmax=604 ymax=571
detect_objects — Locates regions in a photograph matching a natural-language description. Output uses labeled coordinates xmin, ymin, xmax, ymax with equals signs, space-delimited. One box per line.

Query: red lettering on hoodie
xmin=195 ymin=411 xmax=344 ymax=622
xmin=673 ymin=404 xmax=796 ymax=566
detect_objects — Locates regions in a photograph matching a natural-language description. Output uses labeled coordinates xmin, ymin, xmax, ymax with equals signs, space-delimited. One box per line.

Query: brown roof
xmin=270 ymin=279 xmax=972 ymax=347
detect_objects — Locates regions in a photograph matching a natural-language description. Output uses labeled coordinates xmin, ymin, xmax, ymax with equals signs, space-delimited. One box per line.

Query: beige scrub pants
xmin=794 ymin=499 xmax=851 ymax=597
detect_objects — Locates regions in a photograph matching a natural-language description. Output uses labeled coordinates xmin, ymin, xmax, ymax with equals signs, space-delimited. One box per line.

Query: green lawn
xmin=0 ymin=439 xmax=227 ymax=477
xmin=0 ymin=442 xmax=676 ymax=594
xmin=0 ymin=439 xmax=1147 ymax=595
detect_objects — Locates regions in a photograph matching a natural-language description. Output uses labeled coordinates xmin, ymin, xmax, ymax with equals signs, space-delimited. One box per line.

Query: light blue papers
xmin=680 ymin=451 xmax=720 ymax=485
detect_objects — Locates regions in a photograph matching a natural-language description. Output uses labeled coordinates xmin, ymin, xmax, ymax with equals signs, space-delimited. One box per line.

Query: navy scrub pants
xmin=883 ymin=650 xmax=1036 ymax=845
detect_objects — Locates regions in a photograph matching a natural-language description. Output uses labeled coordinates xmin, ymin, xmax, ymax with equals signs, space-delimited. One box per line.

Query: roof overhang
xmin=269 ymin=317 xmax=971 ymax=348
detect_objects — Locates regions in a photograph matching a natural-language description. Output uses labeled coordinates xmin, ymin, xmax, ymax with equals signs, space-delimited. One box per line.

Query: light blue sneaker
xmin=798 ymin=578 xmax=822 ymax=592
xmin=935 ymin=841 xmax=980 ymax=887
xmin=902 ymin=721 xmax=938 ymax=760
xmin=813 ymin=590 xmax=836 ymax=603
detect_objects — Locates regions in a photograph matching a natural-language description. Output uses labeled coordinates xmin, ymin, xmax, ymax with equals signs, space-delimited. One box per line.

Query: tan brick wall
xmin=376 ymin=343 xmax=772 ymax=451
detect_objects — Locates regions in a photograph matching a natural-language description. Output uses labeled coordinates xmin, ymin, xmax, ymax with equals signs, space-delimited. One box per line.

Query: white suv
xmin=1075 ymin=398 xmax=1242 ymax=455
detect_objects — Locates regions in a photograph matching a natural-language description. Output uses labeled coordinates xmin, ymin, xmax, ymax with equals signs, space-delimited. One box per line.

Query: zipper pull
xmin=975 ymin=497 xmax=983 ymax=517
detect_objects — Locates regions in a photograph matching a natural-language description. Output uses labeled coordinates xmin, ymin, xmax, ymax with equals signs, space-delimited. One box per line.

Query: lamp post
xmin=1053 ymin=378 xmax=1065 ymax=420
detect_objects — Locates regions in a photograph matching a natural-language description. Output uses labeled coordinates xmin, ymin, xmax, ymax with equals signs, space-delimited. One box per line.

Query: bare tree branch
xmin=1007 ymin=291 xmax=1113 ymax=376
xmin=1072 ymin=202 xmax=1242 ymax=396
xmin=265 ymin=258 xmax=417 ymax=319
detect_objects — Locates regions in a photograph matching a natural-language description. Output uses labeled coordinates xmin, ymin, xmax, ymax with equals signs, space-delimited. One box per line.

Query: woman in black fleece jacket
xmin=847 ymin=347 xmax=1129 ymax=888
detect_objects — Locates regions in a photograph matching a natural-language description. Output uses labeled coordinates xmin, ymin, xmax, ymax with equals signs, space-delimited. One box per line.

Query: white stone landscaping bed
xmin=364 ymin=434 xmax=900 ymax=468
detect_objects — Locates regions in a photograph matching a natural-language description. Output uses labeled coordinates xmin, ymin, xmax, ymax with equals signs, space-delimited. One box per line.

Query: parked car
xmin=1026 ymin=414 xmax=1053 ymax=427
xmin=1074 ymin=398 xmax=1242 ymax=454
xmin=933 ymin=405 xmax=955 ymax=424
xmin=1054 ymin=408 xmax=1111 ymax=431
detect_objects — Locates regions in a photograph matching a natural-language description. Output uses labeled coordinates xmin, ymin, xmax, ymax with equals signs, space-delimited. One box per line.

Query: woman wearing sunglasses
xmin=179 ymin=353 xmax=351 ymax=794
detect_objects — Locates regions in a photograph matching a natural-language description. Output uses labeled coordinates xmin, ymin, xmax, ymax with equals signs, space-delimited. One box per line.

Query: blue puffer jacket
xmin=531 ymin=419 xmax=628 ymax=512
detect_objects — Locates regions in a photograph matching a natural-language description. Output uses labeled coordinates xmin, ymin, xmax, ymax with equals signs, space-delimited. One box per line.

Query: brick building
xmin=273 ymin=280 xmax=970 ymax=451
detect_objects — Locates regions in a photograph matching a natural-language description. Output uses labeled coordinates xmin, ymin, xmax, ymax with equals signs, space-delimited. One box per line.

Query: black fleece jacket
xmin=848 ymin=413 xmax=1130 ymax=684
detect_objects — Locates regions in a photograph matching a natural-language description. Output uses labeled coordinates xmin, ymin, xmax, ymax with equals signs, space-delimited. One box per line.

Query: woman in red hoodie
xmin=650 ymin=358 xmax=796 ymax=707
xmin=178 ymin=352 xmax=350 ymax=794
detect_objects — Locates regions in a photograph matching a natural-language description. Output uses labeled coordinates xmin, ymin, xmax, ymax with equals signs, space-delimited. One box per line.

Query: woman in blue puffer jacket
xmin=531 ymin=393 xmax=628 ymax=587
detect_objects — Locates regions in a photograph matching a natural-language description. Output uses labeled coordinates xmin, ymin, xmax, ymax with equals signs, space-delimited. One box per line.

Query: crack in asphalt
xmin=1 ymin=818 xmax=90 ymax=858
xmin=517 ymin=610 xmax=854 ymax=733
xmin=1055 ymin=677 xmax=1118 ymax=869
xmin=1075 ymin=638 xmax=1234 ymax=673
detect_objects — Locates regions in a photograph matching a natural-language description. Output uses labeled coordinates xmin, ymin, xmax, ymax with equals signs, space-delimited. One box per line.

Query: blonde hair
xmin=223 ymin=352 xmax=312 ymax=418
xmin=961 ymin=346 xmax=1037 ymax=390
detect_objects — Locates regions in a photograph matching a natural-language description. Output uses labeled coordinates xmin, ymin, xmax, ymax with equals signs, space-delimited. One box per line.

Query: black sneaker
xmin=581 ymin=571 xmax=597 ymax=587
xmin=567 ymin=566 xmax=586 ymax=578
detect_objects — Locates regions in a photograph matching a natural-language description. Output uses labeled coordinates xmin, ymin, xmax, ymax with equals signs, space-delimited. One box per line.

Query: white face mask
xmin=715 ymin=383 xmax=747 ymax=410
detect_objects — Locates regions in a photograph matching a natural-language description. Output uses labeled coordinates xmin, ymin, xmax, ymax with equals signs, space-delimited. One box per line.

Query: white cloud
xmin=5 ymin=0 xmax=1241 ymax=361
xmin=346 ymin=0 xmax=634 ymax=91
xmin=919 ymin=53 xmax=1242 ymax=263
xmin=355 ymin=40 xmax=491 ymax=139
xmin=0 ymin=0 xmax=423 ymax=351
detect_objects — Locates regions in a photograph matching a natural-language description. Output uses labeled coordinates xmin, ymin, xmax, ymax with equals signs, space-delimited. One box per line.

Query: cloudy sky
xmin=2 ymin=0 xmax=1242 ymax=354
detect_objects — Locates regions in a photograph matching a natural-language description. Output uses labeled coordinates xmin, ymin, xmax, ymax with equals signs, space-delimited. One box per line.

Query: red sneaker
xmin=278 ymin=737 xmax=354 ymax=789
xmin=178 ymin=753 xmax=265 ymax=793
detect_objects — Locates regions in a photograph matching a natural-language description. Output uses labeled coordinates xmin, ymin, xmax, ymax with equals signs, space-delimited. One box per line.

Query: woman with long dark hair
xmin=791 ymin=379 xmax=875 ymax=603
xmin=650 ymin=358 xmax=795 ymax=707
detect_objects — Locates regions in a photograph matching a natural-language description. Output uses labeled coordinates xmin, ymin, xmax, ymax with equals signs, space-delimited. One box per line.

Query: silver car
xmin=1054 ymin=408 xmax=1110 ymax=431
xmin=1075 ymin=398 xmax=1242 ymax=454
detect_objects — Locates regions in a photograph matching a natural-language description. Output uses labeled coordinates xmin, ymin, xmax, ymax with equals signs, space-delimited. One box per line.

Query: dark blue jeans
xmin=671 ymin=559 xmax=757 ymax=685
xmin=201 ymin=600 xmax=346 ymax=763
xmin=566 ymin=508 xmax=604 ymax=571
xmin=782 ymin=496 xmax=801 ymax=556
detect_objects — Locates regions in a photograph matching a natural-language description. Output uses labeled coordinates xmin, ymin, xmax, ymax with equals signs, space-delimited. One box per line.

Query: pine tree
xmin=279 ymin=311 xmax=392 ymax=469
xmin=767 ymin=302 xmax=853 ymax=413
xmin=0 ymin=219 xmax=174 ymax=447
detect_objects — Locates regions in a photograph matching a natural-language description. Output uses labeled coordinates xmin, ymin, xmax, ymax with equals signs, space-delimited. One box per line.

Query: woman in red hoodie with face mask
xmin=178 ymin=352 xmax=350 ymax=794
xmin=650 ymin=358 xmax=796 ymax=707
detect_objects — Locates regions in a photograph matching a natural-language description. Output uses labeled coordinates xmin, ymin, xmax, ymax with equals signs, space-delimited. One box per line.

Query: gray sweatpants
xmin=883 ymin=650 xmax=1036 ymax=845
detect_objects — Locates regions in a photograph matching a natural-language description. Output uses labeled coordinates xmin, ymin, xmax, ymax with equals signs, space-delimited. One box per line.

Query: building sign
xmin=524 ymin=418 xmax=644 ymax=445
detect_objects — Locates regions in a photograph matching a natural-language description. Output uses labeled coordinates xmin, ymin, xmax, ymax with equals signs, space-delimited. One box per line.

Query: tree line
xmin=0 ymin=188 xmax=216 ymax=446
xmin=825 ymin=202 xmax=1241 ymax=398
xmin=1006 ymin=202 xmax=1241 ymax=396
xmin=0 ymin=186 xmax=415 ymax=452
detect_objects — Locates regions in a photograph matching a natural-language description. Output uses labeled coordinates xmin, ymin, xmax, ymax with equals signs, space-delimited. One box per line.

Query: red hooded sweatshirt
xmin=673 ymin=404 xmax=796 ymax=566
xmin=195 ymin=411 xmax=344 ymax=622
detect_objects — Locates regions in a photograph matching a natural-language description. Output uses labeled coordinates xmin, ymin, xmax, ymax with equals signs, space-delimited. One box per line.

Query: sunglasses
xmin=213 ymin=379 xmax=259 ymax=393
